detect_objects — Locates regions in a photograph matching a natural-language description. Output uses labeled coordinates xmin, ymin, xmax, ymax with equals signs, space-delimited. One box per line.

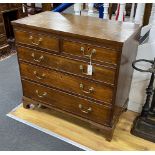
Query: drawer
xmin=0 ymin=36 xmax=7 ymax=45
xmin=17 ymin=46 xmax=116 ymax=85
xmin=14 ymin=30 xmax=59 ymax=52
xmin=20 ymin=62 xmax=113 ymax=104
xmin=22 ymin=79 xmax=111 ymax=125
xmin=0 ymin=23 xmax=5 ymax=34
xmin=63 ymin=40 xmax=119 ymax=65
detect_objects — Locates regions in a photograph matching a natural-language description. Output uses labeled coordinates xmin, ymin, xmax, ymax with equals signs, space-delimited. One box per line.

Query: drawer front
xmin=22 ymin=80 xmax=111 ymax=125
xmin=0 ymin=23 xmax=5 ymax=34
xmin=17 ymin=46 xmax=116 ymax=85
xmin=20 ymin=62 xmax=113 ymax=104
xmin=14 ymin=30 xmax=59 ymax=52
xmin=0 ymin=36 xmax=7 ymax=45
xmin=63 ymin=40 xmax=119 ymax=65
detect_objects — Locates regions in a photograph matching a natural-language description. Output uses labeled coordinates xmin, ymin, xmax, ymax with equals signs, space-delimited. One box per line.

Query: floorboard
xmin=8 ymin=104 xmax=155 ymax=151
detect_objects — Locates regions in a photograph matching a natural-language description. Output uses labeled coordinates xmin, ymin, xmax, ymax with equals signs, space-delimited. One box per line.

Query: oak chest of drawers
xmin=12 ymin=11 xmax=140 ymax=141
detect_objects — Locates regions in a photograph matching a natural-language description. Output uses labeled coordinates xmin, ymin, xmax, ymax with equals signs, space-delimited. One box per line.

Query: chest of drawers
xmin=12 ymin=11 xmax=140 ymax=141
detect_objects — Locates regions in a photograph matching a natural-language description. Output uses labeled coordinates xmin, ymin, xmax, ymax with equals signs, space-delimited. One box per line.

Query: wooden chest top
xmin=12 ymin=11 xmax=140 ymax=45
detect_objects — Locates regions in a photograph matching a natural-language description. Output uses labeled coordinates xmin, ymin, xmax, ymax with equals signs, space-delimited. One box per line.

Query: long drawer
xmin=20 ymin=62 xmax=113 ymax=104
xmin=17 ymin=46 xmax=116 ymax=85
xmin=22 ymin=79 xmax=111 ymax=125
xmin=14 ymin=29 xmax=59 ymax=52
xmin=63 ymin=40 xmax=119 ymax=65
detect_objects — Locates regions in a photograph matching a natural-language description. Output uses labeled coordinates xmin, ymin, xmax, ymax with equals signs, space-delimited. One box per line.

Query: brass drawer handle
xmin=33 ymin=71 xmax=46 ymax=80
xmin=78 ymin=104 xmax=92 ymax=114
xmin=35 ymin=90 xmax=47 ymax=98
xmin=31 ymin=53 xmax=44 ymax=62
xmin=81 ymin=47 xmax=96 ymax=58
xmin=29 ymin=36 xmax=42 ymax=46
xmin=80 ymin=83 xmax=94 ymax=94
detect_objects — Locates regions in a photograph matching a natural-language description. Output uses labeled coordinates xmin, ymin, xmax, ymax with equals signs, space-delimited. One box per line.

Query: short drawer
xmin=63 ymin=40 xmax=119 ymax=65
xmin=20 ymin=62 xmax=113 ymax=104
xmin=0 ymin=23 xmax=5 ymax=34
xmin=17 ymin=46 xmax=116 ymax=85
xmin=22 ymin=79 xmax=111 ymax=125
xmin=14 ymin=29 xmax=59 ymax=52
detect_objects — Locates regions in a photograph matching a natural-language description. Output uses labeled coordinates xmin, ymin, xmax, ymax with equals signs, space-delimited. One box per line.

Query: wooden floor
xmin=9 ymin=104 xmax=155 ymax=151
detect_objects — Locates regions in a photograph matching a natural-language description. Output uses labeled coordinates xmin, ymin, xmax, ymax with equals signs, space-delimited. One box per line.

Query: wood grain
xmin=14 ymin=29 xmax=59 ymax=52
xmin=22 ymin=80 xmax=111 ymax=125
xmin=9 ymin=105 xmax=155 ymax=151
xmin=20 ymin=62 xmax=113 ymax=105
xmin=17 ymin=46 xmax=116 ymax=85
xmin=62 ymin=40 xmax=119 ymax=65
xmin=12 ymin=11 xmax=140 ymax=45
xmin=143 ymin=3 xmax=152 ymax=26
xmin=13 ymin=12 xmax=141 ymax=141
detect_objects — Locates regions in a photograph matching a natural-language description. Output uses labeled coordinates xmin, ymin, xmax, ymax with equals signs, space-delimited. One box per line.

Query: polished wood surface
xmin=9 ymin=105 xmax=155 ymax=150
xmin=13 ymin=12 xmax=141 ymax=141
xmin=14 ymin=29 xmax=59 ymax=52
xmin=112 ymin=29 xmax=140 ymax=124
xmin=22 ymin=80 xmax=111 ymax=125
xmin=20 ymin=62 xmax=113 ymax=104
xmin=12 ymin=11 xmax=140 ymax=45
xmin=62 ymin=40 xmax=119 ymax=65
xmin=17 ymin=46 xmax=116 ymax=85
